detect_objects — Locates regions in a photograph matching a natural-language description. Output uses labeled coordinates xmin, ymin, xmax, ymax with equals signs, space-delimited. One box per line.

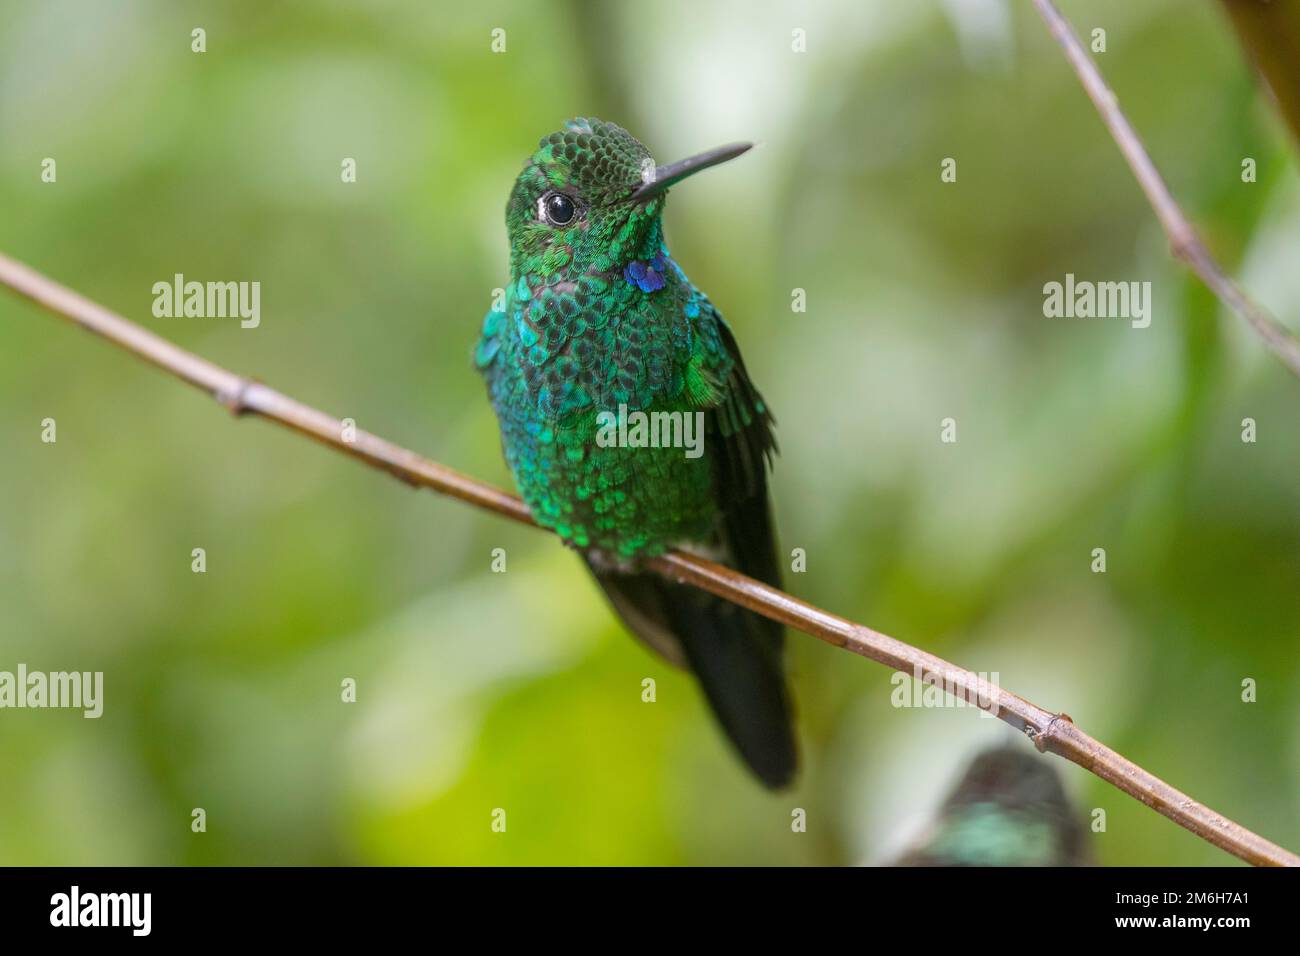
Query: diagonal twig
xmin=1 ymin=250 xmax=1296 ymax=866
xmin=1033 ymin=0 xmax=1300 ymax=379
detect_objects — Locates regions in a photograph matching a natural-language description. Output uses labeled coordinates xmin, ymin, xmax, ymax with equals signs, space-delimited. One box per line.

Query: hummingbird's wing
xmin=674 ymin=317 xmax=795 ymax=787
xmin=585 ymin=314 xmax=797 ymax=789
xmin=706 ymin=318 xmax=781 ymax=591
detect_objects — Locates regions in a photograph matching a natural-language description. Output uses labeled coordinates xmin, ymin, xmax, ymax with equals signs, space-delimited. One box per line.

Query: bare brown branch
xmin=1033 ymin=0 xmax=1300 ymax=380
xmin=1 ymin=250 xmax=1296 ymax=867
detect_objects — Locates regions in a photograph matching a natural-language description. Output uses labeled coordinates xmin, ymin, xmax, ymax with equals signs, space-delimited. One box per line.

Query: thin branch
xmin=2 ymin=250 xmax=1296 ymax=867
xmin=1033 ymin=0 xmax=1300 ymax=380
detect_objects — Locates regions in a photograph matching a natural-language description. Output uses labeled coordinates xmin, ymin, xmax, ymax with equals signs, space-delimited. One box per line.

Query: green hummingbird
xmin=892 ymin=746 xmax=1094 ymax=867
xmin=475 ymin=118 xmax=796 ymax=788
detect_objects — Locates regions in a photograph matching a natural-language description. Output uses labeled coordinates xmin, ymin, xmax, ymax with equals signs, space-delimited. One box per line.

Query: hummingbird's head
xmin=504 ymin=118 xmax=751 ymax=281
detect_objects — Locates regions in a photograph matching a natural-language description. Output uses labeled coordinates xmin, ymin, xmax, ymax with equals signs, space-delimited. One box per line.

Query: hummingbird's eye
xmin=540 ymin=192 xmax=577 ymax=226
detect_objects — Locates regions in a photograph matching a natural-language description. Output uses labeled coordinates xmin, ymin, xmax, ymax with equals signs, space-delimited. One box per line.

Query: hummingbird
xmin=891 ymin=746 xmax=1094 ymax=866
xmin=475 ymin=118 xmax=796 ymax=788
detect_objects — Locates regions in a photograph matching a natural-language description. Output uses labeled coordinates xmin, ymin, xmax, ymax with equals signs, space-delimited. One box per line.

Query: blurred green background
xmin=1 ymin=0 xmax=1297 ymax=866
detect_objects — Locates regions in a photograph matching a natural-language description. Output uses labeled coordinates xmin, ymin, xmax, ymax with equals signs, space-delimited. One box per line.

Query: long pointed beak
xmin=629 ymin=141 xmax=752 ymax=201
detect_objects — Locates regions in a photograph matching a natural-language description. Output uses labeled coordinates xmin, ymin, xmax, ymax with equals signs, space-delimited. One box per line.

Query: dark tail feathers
xmin=589 ymin=564 xmax=797 ymax=789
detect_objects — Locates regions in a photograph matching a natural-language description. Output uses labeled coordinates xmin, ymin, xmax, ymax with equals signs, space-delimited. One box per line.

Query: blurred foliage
xmin=1221 ymin=0 xmax=1300 ymax=147
xmin=0 ymin=0 xmax=1297 ymax=865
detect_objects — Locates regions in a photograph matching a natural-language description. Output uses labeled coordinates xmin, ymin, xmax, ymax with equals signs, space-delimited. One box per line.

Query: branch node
xmin=217 ymin=376 xmax=257 ymax=417
xmin=1029 ymin=711 xmax=1074 ymax=754
xmin=1168 ymin=234 xmax=1200 ymax=267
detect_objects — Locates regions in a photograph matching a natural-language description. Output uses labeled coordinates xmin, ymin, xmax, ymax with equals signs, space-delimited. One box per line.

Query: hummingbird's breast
xmin=476 ymin=258 xmax=735 ymax=556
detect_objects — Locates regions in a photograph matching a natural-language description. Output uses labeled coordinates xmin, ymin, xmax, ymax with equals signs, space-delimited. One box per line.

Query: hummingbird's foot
xmin=583 ymin=546 xmax=640 ymax=575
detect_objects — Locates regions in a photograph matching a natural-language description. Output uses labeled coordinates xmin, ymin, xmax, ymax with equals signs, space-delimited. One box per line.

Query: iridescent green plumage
xmin=475 ymin=119 xmax=796 ymax=786
xmin=477 ymin=119 xmax=746 ymax=557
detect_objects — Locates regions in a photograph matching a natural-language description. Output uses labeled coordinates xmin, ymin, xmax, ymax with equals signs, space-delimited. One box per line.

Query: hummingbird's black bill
xmin=629 ymin=141 xmax=753 ymax=201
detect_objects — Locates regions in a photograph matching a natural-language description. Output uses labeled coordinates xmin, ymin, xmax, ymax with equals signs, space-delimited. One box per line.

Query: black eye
xmin=542 ymin=192 xmax=576 ymax=226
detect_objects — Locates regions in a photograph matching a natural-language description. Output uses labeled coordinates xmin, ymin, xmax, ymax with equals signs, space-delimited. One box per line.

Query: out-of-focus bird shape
xmin=892 ymin=745 xmax=1094 ymax=866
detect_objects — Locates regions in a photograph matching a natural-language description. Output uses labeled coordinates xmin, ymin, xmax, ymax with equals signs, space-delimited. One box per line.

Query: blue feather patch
xmin=624 ymin=258 xmax=666 ymax=293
